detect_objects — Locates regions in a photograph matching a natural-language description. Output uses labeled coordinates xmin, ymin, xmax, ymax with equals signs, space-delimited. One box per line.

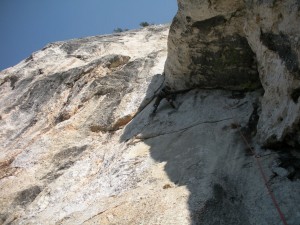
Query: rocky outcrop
xmin=0 ymin=25 xmax=169 ymax=224
xmin=164 ymin=0 xmax=261 ymax=90
xmin=0 ymin=26 xmax=168 ymax=159
xmin=244 ymin=0 xmax=300 ymax=146
xmin=165 ymin=0 xmax=300 ymax=147
xmin=0 ymin=3 xmax=300 ymax=225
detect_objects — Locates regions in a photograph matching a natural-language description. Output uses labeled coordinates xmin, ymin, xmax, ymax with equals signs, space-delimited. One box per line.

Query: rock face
xmin=0 ymin=4 xmax=300 ymax=225
xmin=0 ymin=25 xmax=169 ymax=224
xmin=244 ymin=0 xmax=300 ymax=146
xmin=165 ymin=0 xmax=300 ymax=146
xmin=165 ymin=0 xmax=261 ymax=90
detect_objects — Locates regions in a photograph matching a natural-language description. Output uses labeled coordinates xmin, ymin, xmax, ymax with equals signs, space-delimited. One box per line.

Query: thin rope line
xmin=238 ymin=129 xmax=288 ymax=225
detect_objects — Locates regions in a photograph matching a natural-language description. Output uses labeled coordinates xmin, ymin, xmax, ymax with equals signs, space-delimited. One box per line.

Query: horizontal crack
xmin=136 ymin=117 xmax=234 ymax=140
xmin=81 ymin=202 xmax=125 ymax=224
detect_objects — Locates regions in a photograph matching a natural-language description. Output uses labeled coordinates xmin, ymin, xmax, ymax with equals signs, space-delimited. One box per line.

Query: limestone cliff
xmin=244 ymin=0 xmax=300 ymax=147
xmin=165 ymin=0 xmax=300 ymax=147
xmin=0 ymin=3 xmax=300 ymax=225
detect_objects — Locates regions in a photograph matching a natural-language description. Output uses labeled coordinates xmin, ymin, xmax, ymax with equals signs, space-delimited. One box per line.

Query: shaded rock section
xmin=244 ymin=0 xmax=300 ymax=146
xmin=121 ymin=89 xmax=300 ymax=225
xmin=164 ymin=0 xmax=260 ymax=90
xmin=166 ymin=0 xmax=300 ymax=147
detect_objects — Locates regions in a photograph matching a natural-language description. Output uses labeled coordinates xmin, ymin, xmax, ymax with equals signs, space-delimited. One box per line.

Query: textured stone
xmin=166 ymin=0 xmax=300 ymax=146
xmin=0 ymin=4 xmax=300 ymax=225
xmin=244 ymin=0 xmax=300 ymax=146
xmin=0 ymin=25 xmax=169 ymax=224
xmin=164 ymin=0 xmax=261 ymax=90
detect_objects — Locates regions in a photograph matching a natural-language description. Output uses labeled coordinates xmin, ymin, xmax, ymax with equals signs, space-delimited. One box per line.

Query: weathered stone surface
xmin=166 ymin=0 xmax=300 ymax=147
xmin=0 ymin=25 xmax=169 ymax=224
xmin=0 ymin=5 xmax=300 ymax=225
xmin=164 ymin=0 xmax=261 ymax=90
xmin=0 ymin=26 xmax=168 ymax=161
xmin=244 ymin=0 xmax=300 ymax=146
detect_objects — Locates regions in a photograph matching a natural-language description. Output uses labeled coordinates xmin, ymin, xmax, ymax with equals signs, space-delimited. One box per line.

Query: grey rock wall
xmin=244 ymin=0 xmax=300 ymax=146
xmin=165 ymin=0 xmax=300 ymax=146
xmin=165 ymin=0 xmax=261 ymax=90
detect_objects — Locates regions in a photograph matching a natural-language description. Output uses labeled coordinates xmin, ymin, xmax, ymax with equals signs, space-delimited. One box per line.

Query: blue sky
xmin=0 ymin=0 xmax=177 ymax=71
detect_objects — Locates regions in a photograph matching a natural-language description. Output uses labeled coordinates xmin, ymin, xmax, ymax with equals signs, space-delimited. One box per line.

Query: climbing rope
xmin=238 ymin=128 xmax=289 ymax=225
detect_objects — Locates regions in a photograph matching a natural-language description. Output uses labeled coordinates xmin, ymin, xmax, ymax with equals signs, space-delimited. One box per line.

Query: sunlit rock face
xmin=0 ymin=25 xmax=172 ymax=224
xmin=0 ymin=26 xmax=168 ymax=155
xmin=165 ymin=0 xmax=300 ymax=147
